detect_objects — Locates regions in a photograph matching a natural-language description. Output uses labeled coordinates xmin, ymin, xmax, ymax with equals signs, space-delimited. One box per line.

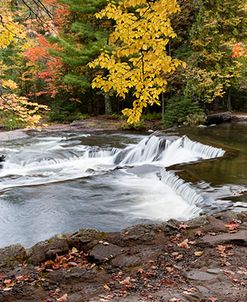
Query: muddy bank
xmin=0 ymin=211 xmax=247 ymax=302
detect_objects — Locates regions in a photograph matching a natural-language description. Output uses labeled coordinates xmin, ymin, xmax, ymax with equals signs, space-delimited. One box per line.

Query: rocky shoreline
xmin=1 ymin=210 xmax=247 ymax=301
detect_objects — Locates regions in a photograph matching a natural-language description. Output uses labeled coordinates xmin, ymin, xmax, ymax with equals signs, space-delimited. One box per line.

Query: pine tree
xmin=52 ymin=0 xmax=109 ymax=114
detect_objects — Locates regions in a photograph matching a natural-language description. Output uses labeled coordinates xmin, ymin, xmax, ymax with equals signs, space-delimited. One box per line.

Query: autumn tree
xmin=89 ymin=0 xmax=185 ymax=124
xmin=0 ymin=0 xmax=49 ymax=128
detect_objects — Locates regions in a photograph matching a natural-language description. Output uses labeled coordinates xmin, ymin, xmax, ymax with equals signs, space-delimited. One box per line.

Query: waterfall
xmin=114 ymin=135 xmax=168 ymax=165
xmin=114 ymin=135 xmax=225 ymax=166
xmin=0 ymin=133 xmax=225 ymax=194
xmin=160 ymin=169 xmax=204 ymax=207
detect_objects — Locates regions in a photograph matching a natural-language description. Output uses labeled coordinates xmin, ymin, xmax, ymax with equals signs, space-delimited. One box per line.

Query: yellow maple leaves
xmin=90 ymin=0 xmax=185 ymax=124
xmin=0 ymin=0 xmax=25 ymax=49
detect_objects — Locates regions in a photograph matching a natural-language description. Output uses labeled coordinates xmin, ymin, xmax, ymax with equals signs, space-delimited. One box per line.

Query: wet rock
xmin=186 ymin=270 xmax=218 ymax=281
xmin=237 ymin=212 xmax=247 ymax=222
xmin=0 ymin=129 xmax=29 ymax=141
xmin=201 ymin=230 xmax=247 ymax=247
xmin=187 ymin=215 xmax=208 ymax=229
xmin=203 ymin=216 xmax=227 ymax=233
xmin=120 ymin=224 xmax=158 ymax=245
xmin=232 ymin=114 xmax=247 ymax=122
xmin=68 ymin=229 xmax=106 ymax=251
xmin=0 ymin=244 xmax=26 ymax=269
xmin=206 ymin=111 xmax=231 ymax=125
xmin=48 ymin=267 xmax=97 ymax=283
xmin=27 ymin=237 xmax=69 ymax=265
xmin=89 ymin=243 xmax=122 ymax=263
xmin=214 ymin=211 xmax=241 ymax=223
xmin=207 ymin=268 xmax=221 ymax=274
xmin=111 ymin=254 xmax=142 ymax=268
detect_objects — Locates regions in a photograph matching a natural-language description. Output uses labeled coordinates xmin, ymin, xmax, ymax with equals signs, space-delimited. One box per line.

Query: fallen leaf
xmin=119 ymin=276 xmax=131 ymax=287
xmin=194 ymin=251 xmax=204 ymax=257
xmin=225 ymin=221 xmax=240 ymax=233
xmin=178 ymin=239 xmax=190 ymax=249
xmin=195 ymin=230 xmax=203 ymax=237
xmin=4 ymin=279 xmax=15 ymax=287
xmin=104 ymin=284 xmax=111 ymax=291
xmin=57 ymin=293 xmax=68 ymax=302
xmin=165 ymin=266 xmax=174 ymax=273
xmin=71 ymin=247 xmax=79 ymax=253
xmin=208 ymin=297 xmax=218 ymax=302
xmin=179 ymin=223 xmax=189 ymax=230
xmin=3 ymin=287 xmax=13 ymax=291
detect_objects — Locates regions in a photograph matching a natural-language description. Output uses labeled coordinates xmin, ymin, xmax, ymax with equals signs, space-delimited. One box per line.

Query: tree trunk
xmin=227 ymin=93 xmax=232 ymax=111
xmin=161 ymin=93 xmax=165 ymax=123
xmin=104 ymin=93 xmax=112 ymax=115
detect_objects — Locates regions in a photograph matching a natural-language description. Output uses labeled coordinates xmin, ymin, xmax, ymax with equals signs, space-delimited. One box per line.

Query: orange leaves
xmin=37 ymin=248 xmax=88 ymax=272
xmin=177 ymin=238 xmax=195 ymax=249
xmin=225 ymin=221 xmax=240 ymax=233
xmin=177 ymin=239 xmax=190 ymax=249
xmin=232 ymin=43 xmax=246 ymax=58
xmin=24 ymin=35 xmax=62 ymax=63
xmin=24 ymin=35 xmax=66 ymax=98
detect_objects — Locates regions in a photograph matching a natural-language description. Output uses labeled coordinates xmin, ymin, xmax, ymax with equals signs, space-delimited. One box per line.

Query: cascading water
xmin=0 ymin=131 xmax=227 ymax=247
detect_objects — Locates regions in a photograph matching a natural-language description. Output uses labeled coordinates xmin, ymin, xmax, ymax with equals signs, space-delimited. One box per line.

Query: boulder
xmin=68 ymin=229 xmax=106 ymax=251
xmin=0 ymin=244 xmax=26 ymax=269
xmin=27 ymin=237 xmax=69 ymax=265
xmin=201 ymin=230 xmax=247 ymax=247
xmin=206 ymin=111 xmax=231 ymax=125
xmin=89 ymin=243 xmax=122 ymax=263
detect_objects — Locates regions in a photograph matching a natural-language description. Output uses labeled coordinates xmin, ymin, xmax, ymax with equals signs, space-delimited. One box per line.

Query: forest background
xmin=0 ymin=0 xmax=246 ymax=129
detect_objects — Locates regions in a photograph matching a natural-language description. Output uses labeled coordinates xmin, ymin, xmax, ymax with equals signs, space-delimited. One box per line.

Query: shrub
xmin=164 ymin=96 xmax=206 ymax=127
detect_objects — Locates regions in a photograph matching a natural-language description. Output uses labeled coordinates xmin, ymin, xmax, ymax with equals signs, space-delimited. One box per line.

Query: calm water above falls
xmin=0 ymin=123 xmax=246 ymax=248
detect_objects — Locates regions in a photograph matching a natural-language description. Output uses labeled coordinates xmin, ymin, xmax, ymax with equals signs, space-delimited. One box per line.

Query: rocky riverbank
xmin=1 ymin=210 xmax=247 ymax=302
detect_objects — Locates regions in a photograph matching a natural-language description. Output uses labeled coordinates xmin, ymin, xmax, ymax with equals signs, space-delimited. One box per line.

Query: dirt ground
xmin=0 ymin=211 xmax=247 ymax=302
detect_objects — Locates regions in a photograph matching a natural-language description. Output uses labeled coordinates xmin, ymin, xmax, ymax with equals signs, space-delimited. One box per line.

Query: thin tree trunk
xmin=227 ymin=93 xmax=232 ymax=111
xmin=104 ymin=93 xmax=112 ymax=115
xmin=162 ymin=93 xmax=165 ymax=123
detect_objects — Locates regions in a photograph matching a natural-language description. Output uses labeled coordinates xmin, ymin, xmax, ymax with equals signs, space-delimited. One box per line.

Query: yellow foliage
xmin=0 ymin=0 xmax=25 ymax=49
xmin=0 ymin=92 xmax=49 ymax=128
xmin=0 ymin=2 xmax=48 ymax=128
xmin=90 ymin=0 xmax=184 ymax=124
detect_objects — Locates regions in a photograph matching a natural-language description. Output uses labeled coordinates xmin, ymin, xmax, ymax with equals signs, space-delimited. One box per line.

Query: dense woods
xmin=0 ymin=0 xmax=246 ymax=128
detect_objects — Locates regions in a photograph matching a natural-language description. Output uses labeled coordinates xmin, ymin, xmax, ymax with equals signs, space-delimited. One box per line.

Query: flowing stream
xmin=0 ymin=124 xmax=246 ymax=248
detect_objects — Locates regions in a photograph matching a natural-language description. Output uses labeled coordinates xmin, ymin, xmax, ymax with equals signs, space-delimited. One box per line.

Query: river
xmin=0 ymin=123 xmax=246 ymax=248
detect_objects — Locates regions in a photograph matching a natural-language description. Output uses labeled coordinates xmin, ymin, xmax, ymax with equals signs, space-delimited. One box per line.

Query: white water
xmin=0 ymin=134 xmax=224 ymax=190
xmin=0 ymin=132 xmax=227 ymax=247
